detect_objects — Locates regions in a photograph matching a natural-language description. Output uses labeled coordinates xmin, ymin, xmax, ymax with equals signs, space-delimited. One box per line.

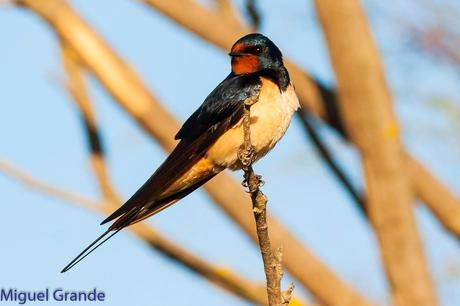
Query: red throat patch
xmin=231 ymin=55 xmax=260 ymax=74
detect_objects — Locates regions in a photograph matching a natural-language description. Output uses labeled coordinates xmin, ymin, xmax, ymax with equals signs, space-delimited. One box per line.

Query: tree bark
xmin=238 ymin=100 xmax=293 ymax=306
xmin=314 ymin=1 xmax=437 ymax=306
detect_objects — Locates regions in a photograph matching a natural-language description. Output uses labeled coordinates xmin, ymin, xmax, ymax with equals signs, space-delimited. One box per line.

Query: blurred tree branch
xmin=413 ymin=26 xmax=460 ymax=67
xmin=215 ymin=0 xmax=241 ymax=29
xmin=409 ymin=159 xmax=460 ymax=237
xmin=245 ymin=0 xmax=261 ymax=30
xmin=61 ymin=42 xmax=119 ymax=205
xmin=0 ymin=160 xmax=98 ymax=209
xmin=403 ymin=0 xmax=460 ymax=72
xmin=14 ymin=1 xmax=371 ymax=306
xmin=296 ymin=112 xmax=366 ymax=214
xmin=139 ymin=0 xmax=460 ymax=243
xmin=315 ymin=1 xmax=438 ymax=306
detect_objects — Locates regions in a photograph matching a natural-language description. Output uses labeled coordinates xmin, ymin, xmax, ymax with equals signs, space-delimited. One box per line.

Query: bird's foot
xmin=238 ymin=145 xmax=255 ymax=169
xmin=255 ymin=174 xmax=265 ymax=187
xmin=242 ymin=172 xmax=264 ymax=192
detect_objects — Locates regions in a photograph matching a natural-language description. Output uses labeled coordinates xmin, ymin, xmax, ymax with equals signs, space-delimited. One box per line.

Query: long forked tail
xmin=61 ymin=208 xmax=143 ymax=273
xmin=61 ymin=172 xmax=219 ymax=273
xmin=60 ymin=228 xmax=121 ymax=273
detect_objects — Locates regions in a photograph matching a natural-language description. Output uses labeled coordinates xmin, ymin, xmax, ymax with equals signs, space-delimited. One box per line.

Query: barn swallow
xmin=61 ymin=33 xmax=300 ymax=273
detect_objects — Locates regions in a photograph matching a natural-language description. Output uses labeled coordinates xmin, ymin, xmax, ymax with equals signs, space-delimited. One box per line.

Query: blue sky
xmin=0 ymin=0 xmax=459 ymax=305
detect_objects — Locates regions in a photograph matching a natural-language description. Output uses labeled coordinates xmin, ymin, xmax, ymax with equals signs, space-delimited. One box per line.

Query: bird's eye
xmin=244 ymin=45 xmax=263 ymax=55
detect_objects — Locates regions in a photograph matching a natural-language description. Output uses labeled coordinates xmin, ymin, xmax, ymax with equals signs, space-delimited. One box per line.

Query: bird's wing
xmin=101 ymin=73 xmax=261 ymax=228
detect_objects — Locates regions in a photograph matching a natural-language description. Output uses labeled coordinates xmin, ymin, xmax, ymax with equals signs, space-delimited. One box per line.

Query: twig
xmin=409 ymin=157 xmax=460 ymax=240
xmin=0 ymin=160 xmax=98 ymax=210
xmin=245 ymin=0 xmax=261 ymax=30
xmin=238 ymin=99 xmax=294 ymax=306
xmin=60 ymin=41 xmax=119 ymax=205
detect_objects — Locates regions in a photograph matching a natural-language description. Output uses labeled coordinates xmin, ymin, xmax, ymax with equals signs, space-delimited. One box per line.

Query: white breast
xmin=206 ymin=78 xmax=300 ymax=170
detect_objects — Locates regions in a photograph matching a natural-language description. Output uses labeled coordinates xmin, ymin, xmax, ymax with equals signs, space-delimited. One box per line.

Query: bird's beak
xmin=228 ymin=51 xmax=247 ymax=57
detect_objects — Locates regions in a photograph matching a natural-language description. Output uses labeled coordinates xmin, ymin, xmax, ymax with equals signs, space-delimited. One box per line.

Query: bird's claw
xmin=255 ymin=174 xmax=265 ymax=187
xmin=238 ymin=145 xmax=255 ymax=168
xmin=241 ymin=172 xmax=264 ymax=192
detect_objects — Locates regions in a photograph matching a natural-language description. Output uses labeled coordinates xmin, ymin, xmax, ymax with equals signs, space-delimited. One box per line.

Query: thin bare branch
xmin=0 ymin=160 xmax=97 ymax=210
xmin=61 ymin=42 xmax=119 ymax=204
xmin=296 ymin=112 xmax=366 ymax=214
xmin=238 ymin=99 xmax=293 ymax=305
xmin=244 ymin=0 xmax=261 ymax=30
xmin=15 ymin=1 xmax=370 ymax=305
xmin=409 ymin=158 xmax=460 ymax=239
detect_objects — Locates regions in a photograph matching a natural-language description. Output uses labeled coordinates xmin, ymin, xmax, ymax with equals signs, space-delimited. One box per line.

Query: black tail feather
xmin=62 ymin=172 xmax=219 ymax=273
xmin=60 ymin=228 xmax=121 ymax=273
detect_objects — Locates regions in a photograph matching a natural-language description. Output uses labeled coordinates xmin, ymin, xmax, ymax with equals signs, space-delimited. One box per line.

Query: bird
xmin=61 ymin=33 xmax=300 ymax=273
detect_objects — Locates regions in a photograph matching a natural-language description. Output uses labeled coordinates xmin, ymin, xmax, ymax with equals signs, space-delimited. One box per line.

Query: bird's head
xmin=229 ymin=33 xmax=283 ymax=75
